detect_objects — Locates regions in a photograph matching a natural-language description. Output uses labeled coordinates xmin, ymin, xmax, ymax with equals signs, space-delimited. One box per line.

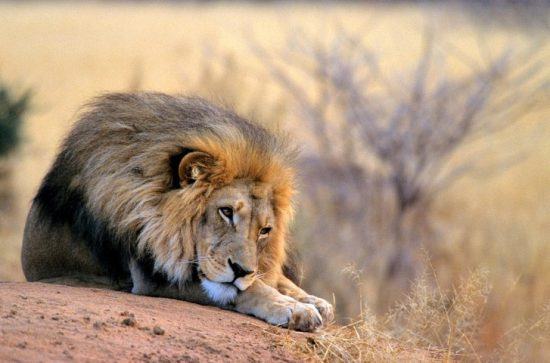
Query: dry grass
xmin=286 ymin=268 xmax=549 ymax=362
xmin=0 ymin=1 xmax=548 ymax=361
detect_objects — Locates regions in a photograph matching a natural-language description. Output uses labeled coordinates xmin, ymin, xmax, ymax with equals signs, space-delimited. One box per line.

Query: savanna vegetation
xmin=0 ymin=1 xmax=548 ymax=361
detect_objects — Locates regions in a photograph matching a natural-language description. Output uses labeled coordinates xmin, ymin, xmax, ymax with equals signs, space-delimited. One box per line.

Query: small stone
xmin=16 ymin=342 xmax=27 ymax=349
xmin=51 ymin=316 xmax=60 ymax=321
xmin=153 ymin=326 xmax=165 ymax=335
xmin=122 ymin=317 xmax=136 ymax=327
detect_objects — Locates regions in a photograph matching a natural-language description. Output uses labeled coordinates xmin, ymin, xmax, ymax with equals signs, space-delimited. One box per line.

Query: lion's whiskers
xmin=254 ymin=272 xmax=267 ymax=281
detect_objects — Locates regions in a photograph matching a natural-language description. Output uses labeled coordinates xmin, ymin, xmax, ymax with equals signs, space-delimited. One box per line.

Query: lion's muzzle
xmin=228 ymin=259 xmax=254 ymax=279
xmin=228 ymin=259 xmax=256 ymax=291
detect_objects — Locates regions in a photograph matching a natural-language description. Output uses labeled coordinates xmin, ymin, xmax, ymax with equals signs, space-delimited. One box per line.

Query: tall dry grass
xmin=285 ymin=267 xmax=550 ymax=361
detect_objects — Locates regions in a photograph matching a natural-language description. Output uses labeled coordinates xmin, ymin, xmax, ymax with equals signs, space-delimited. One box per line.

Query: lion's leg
xmin=233 ymin=279 xmax=322 ymax=332
xmin=129 ymin=258 xmax=156 ymax=295
xmin=22 ymin=204 xmax=106 ymax=282
xmin=277 ymin=275 xmax=334 ymax=323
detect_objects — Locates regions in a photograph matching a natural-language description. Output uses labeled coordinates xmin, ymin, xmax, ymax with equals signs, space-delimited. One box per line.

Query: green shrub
xmin=0 ymin=82 xmax=30 ymax=156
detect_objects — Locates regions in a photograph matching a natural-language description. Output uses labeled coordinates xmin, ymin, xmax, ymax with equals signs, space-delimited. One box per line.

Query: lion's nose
xmin=228 ymin=259 xmax=254 ymax=279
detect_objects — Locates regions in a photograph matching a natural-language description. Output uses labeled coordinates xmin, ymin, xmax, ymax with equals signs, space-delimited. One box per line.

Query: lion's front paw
xmin=300 ymin=295 xmax=334 ymax=324
xmin=267 ymin=299 xmax=323 ymax=332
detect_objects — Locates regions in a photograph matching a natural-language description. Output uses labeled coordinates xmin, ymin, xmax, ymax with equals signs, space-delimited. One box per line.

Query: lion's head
xmin=171 ymin=150 xmax=284 ymax=303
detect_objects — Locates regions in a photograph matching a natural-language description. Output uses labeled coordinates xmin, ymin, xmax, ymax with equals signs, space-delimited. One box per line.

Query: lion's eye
xmin=218 ymin=207 xmax=234 ymax=222
xmin=259 ymin=226 xmax=272 ymax=237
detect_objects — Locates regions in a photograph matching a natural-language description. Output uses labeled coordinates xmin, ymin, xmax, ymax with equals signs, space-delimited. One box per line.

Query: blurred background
xmin=0 ymin=0 xmax=548 ymax=360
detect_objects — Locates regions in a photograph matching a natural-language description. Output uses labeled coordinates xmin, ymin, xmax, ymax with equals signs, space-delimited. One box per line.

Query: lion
xmin=21 ymin=93 xmax=333 ymax=331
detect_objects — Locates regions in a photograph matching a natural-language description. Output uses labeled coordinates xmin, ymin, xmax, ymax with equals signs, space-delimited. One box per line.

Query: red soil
xmin=0 ymin=282 xmax=311 ymax=362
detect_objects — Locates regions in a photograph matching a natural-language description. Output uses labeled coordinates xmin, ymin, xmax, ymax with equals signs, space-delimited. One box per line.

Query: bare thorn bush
xmin=251 ymin=29 xmax=548 ymax=314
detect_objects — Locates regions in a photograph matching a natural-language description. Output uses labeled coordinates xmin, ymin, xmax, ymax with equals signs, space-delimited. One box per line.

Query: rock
xmin=121 ymin=317 xmax=136 ymax=327
xmin=0 ymin=282 xmax=310 ymax=362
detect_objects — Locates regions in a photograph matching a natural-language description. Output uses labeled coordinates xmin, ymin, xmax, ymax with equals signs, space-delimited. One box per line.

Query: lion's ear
xmin=177 ymin=151 xmax=216 ymax=187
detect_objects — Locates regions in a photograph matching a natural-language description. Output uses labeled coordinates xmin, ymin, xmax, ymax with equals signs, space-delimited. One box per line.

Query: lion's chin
xmin=233 ymin=277 xmax=254 ymax=291
xmin=200 ymin=279 xmax=238 ymax=305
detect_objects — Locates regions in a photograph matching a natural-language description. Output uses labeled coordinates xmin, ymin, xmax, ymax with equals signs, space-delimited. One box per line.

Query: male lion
xmin=22 ymin=93 xmax=333 ymax=331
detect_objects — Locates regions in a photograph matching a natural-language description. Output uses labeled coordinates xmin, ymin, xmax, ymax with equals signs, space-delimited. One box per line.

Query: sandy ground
xmin=0 ymin=282 xmax=310 ymax=363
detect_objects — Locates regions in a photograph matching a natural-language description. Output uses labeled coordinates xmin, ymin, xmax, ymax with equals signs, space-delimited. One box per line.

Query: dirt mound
xmin=0 ymin=282 xmax=310 ymax=362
